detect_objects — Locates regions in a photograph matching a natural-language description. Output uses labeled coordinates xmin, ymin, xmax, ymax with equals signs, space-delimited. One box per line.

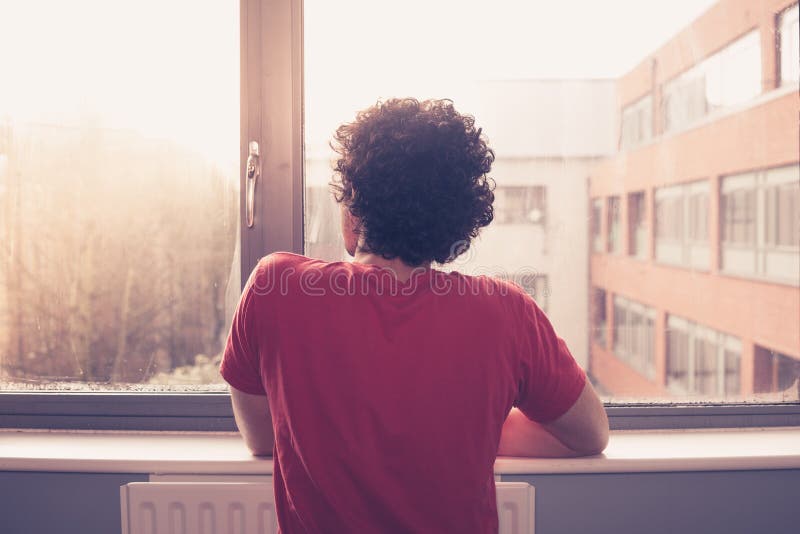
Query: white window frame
xmin=666 ymin=315 xmax=742 ymax=397
xmin=779 ymin=3 xmax=800 ymax=86
xmin=720 ymin=166 xmax=800 ymax=285
xmin=655 ymin=181 xmax=710 ymax=269
xmin=612 ymin=296 xmax=656 ymax=380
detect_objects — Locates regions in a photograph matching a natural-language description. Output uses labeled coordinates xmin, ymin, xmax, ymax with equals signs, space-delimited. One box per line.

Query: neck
xmin=352 ymin=249 xmax=430 ymax=283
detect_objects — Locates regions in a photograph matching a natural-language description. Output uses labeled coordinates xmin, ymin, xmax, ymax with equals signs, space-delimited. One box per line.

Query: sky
xmin=304 ymin=0 xmax=719 ymax=151
xmin=0 ymin=0 xmax=719 ymax=167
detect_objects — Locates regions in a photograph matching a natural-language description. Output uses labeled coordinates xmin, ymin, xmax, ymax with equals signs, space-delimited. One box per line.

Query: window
xmin=666 ymin=326 xmax=691 ymax=392
xmin=666 ymin=315 xmax=741 ymax=397
xmin=780 ymin=3 xmax=800 ymax=85
xmin=4 ymin=0 xmax=799 ymax=431
xmin=655 ymin=189 xmax=684 ymax=243
xmin=662 ymin=30 xmax=761 ymax=133
xmin=591 ymin=198 xmax=603 ymax=253
xmin=721 ymin=166 xmax=800 ymax=284
xmin=654 ymin=181 xmax=709 ymax=268
xmin=765 ymin=180 xmax=800 ymax=249
xmin=620 ymin=95 xmax=653 ymax=149
xmin=494 ymin=186 xmax=547 ymax=225
xmin=0 ymin=0 xmax=239 ymax=391
xmin=592 ymin=288 xmax=607 ymax=348
xmin=306 ymin=184 xmax=347 ymax=262
xmin=628 ymin=191 xmax=647 ymax=259
xmin=612 ymin=296 xmax=656 ymax=379
xmin=721 ymin=180 xmax=756 ymax=246
xmin=606 ymin=196 xmax=621 ymax=254
xmin=754 ymin=346 xmax=800 ymax=395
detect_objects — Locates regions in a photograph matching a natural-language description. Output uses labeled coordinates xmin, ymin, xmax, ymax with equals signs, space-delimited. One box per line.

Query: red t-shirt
xmin=220 ymin=253 xmax=585 ymax=533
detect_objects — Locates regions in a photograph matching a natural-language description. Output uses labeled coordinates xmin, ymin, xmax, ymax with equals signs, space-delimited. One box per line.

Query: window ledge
xmin=1 ymin=427 xmax=799 ymax=475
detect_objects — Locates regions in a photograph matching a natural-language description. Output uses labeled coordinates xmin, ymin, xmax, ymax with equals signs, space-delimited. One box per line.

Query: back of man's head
xmin=331 ymin=98 xmax=495 ymax=266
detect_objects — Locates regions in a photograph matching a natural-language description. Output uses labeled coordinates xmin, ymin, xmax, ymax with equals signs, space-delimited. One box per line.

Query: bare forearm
xmin=230 ymin=387 xmax=275 ymax=456
xmin=235 ymin=413 xmax=275 ymax=456
xmin=497 ymin=408 xmax=588 ymax=458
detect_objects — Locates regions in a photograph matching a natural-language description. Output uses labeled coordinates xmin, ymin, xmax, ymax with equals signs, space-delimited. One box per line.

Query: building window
xmin=666 ymin=315 xmax=742 ymax=397
xmin=494 ymin=186 xmax=546 ymax=225
xmin=687 ymin=189 xmax=708 ymax=243
xmin=612 ymin=295 xmax=656 ymax=379
xmin=765 ymin=180 xmax=800 ymax=249
xmin=654 ymin=181 xmax=709 ymax=269
xmin=620 ymin=94 xmax=652 ymax=149
xmin=591 ymin=198 xmax=603 ymax=253
xmin=754 ymin=346 xmax=800 ymax=394
xmin=607 ymin=196 xmax=621 ymax=254
xmin=628 ymin=191 xmax=647 ymax=259
xmin=661 ymin=30 xmax=761 ymax=134
xmin=592 ymin=288 xmax=607 ymax=348
xmin=780 ymin=3 xmax=800 ymax=86
xmin=655 ymin=189 xmax=683 ymax=243
xmin=666 ymin=327 xmax=690 ymax=392
xmin=721 ymin=185 xmax=757 ymax=245
xmin=721 ymin=166 xmax=800 ymax=284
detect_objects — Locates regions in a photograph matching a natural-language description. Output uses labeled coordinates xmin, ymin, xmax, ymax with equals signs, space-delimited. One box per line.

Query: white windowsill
xmin=1 ymin=427 xmax=799 ymax=475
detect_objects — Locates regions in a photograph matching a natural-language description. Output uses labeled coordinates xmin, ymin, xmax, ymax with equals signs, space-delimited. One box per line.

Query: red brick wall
xmin=589 ymin=0 xmax=800 ymax=396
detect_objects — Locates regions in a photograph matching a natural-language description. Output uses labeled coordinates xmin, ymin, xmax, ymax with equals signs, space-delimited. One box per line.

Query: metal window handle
xmin=246 ymin=141 xmax=260 ymax=228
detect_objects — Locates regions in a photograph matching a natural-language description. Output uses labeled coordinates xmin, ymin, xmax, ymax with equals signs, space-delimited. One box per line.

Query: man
xmin=220 ymin=98 xmax=608 ymax=533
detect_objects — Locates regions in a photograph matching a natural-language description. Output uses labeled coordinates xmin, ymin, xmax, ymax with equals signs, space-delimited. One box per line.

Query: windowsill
xmin=717 ymin=267 xmax=800 ymax=288
xmin=1 ymin=427 xmax=798 ymax=475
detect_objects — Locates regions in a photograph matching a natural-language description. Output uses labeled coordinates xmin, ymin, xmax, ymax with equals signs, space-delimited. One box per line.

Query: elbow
xmin=246 ymin=441 xmax=274 ymax=457
xmin=571 ymin=424 xmax=610 ymax=456
xmin=240 ymin=432 xmax=275 ymax=457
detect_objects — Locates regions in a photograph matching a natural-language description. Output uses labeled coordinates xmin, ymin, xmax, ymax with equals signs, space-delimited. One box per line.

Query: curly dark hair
xmin=331 ymin=98 xmax=495 ymax=266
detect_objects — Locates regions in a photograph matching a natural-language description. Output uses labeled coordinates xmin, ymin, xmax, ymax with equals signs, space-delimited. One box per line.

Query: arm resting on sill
xmin=230 ymin=379 xmax=608 ymax=459
xmin=498 ymin=381 xmax=609 ymax=458
xmin=230 ymin=385 xmax=275 ymax=457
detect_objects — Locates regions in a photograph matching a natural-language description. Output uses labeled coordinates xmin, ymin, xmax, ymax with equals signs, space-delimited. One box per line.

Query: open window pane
xmin=0 ymin=0 xmax=240 ymax=391
xmin=303 ymin=0 xmax=799 ymax=405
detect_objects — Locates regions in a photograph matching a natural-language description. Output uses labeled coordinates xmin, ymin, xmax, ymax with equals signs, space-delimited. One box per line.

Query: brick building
xmin=589 ymin=0 xmax=800 ymax=399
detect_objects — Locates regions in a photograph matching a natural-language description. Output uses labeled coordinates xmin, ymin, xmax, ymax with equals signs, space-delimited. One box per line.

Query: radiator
xmin=121 ymin=477 xmax=535 ymax=534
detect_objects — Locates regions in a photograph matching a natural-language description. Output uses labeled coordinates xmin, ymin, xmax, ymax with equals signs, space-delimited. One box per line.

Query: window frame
xmin=1 ymin=0 xmax=798 ymax=433
xmin=660 ymin=28 xmax=762 ymax=135
xmin=778 ymin=2 xmax=800 ymax=86
xmin=720 ymin=166 xmax=800 ymax=285
xmin=654 ymin=180 xmax=710 ymax=269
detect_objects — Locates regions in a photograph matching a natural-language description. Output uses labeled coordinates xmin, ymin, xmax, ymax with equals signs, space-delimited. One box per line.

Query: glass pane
xmin=779 ymin=3 xmax=800 ymax=85
xmin=303 ymin=0 xmax=800 ymax=404
xmin=0 ymin=1 xmax=239 ymax=391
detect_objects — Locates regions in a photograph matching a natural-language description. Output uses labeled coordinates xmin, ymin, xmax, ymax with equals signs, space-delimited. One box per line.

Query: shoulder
xmin=255 ymin=252 xmax=327 ymax=277
xmin=257 ymin=251 xmax=315 ymax=270
xmin=246 ymin=252 xmax=317 ymax=295
xmin=444 ymin=271 xmax=531 ymax=309
xmin=250 ymin=253 xmax=356 ymax=297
